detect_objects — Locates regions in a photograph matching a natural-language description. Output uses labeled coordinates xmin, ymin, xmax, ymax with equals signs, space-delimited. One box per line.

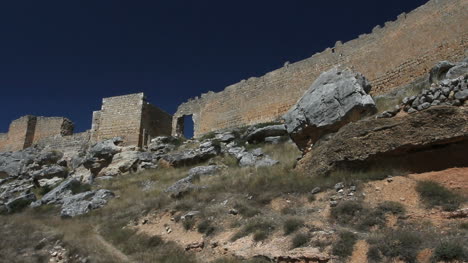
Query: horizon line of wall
xmin=173 ymin=0 xmax=468 ymax=138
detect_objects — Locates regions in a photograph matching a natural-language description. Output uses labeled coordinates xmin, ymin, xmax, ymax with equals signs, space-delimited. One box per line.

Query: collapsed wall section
xmin=32 ymin=117 xmax=74 ymax=144
xmin=36 ymin=131 xmax=91 ymax=158
xmin=173 ymin=0 xmax=468 ymax=137
xmin=0 ymin=133 xmax=8 ymax=152
xmin=0 ymin=116 xmax=75 ymax=152
xmin=1 ymin=116 xmax=37 ymax=151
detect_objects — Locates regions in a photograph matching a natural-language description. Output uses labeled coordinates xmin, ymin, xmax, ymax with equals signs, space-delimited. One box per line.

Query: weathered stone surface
xmin=446 ymin=62 xmax=468 ymax=79
xmin=264 ymin=136 xmax=284 ymax=144
xmin=4 ymin=192 xmax=36 ymax=213
xmin=429 ymin=61 xmax=455 ymax=83
xmin=148 ymin=136 xmax=178 ymax=154
xmin=0 ymin=148 xmax=38 ymax=177
xmin=60 ymin=189 xmax=114 ymax=218
xmin=97 ymin=151 xmax=150 ymax=177
xmin=238 ymin=148 xmax=279 ymax=167
xmin=188 ymin=165 xmax=223 ymax=178
xmin=88 ymin=138 xmax=123 ymax=159
xmin=215 ymin=132 xmax=236 ymax=143
xmin=35 ymin=150 xmax=63 ymax=166
xmin=283 ymin=67 xmax=377 ymax=150
xmin=31 ymin=178 xmax=79 ymax=207
xmin=297 ymin=106 xmax=468 ymax=176
xmin=454 ymin=90 xmax=468 ymax=100
xmin=31 ymin=165 xmax=68 ymax=180
xmin=245 ymin=125 xmax=287 ymax=143
xmin=160 ymin=141 xmax=220 ymax=167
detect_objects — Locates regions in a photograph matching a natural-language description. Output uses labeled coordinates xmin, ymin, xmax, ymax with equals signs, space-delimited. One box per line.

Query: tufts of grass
xmin=416 ymin=180 xmax=463 ymax=211
xmin=432 ymin=241 xmax=467 ymax=262
xmin=283 ymin=217 xmax=304 ymax=235
xmin=332 ymin=231 xmax=358 ymax=259
xmin=291 ymin=233 xmax=309 ymax=248
xmin=231 ymin=218 xmax=275 ymax=242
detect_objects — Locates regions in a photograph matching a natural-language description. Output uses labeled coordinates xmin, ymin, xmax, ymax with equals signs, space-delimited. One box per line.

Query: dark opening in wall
xmin=181 ymin=115 xmax=194 ymax=139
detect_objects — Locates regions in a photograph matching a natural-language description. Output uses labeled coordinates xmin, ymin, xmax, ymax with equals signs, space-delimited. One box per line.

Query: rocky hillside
xmin=0 ymin=59 xmax=467 ymax=263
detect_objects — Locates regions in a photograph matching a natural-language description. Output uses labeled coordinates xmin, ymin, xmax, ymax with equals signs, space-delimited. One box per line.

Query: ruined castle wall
xmin=37 ymin=131 xmax=91 ymax=158
xmin=32 ymin=117 xmax=74 ymax=144
xmin=92 ymin=93 xmax=144 ymax=147
xmin=0 ymin=133 xmax=7 ymax=151
xmin=174 ymin=0 xmax=468 ymax=137
xmin=1 ymin=116 xmax=37 ymax=152
xmin=141 ymin=103 xmax=172 ymax=145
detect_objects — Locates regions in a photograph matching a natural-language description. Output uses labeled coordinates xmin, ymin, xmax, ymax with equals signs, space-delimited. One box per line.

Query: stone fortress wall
xmin=173 ymin=0 xmax=468 ymax=137
xmin=0 ymin=93 xmax=172 ymax=152
xmin=91 ymin=93 xmax=172 ymax=147
xmin=0 ymin=116 xmax=72 ymax=152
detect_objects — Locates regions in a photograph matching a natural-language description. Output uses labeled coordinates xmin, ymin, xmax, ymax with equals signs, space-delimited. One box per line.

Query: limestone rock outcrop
xmin=283 ymin=67 xmax=377 ymax=151
xmin=245 ymin=124 xmax=287 ymax=143
xmin=297 ymin=106 xmax=468 ymax=176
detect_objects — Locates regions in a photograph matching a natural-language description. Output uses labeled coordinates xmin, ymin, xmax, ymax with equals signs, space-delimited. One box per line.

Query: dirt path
xmin=93 ymin=227 xmax=132 ymax=263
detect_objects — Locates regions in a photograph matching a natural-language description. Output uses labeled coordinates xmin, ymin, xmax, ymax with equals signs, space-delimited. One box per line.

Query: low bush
xmin=433 ymin=241 xmax=466 ymax=262
xmin=231 ymin=218 xmax=275 ymax=242
xmin=197 ymin=220 xmax=215 ymax=236
xmin=330 ymin=200 xmax=364 ymax=225
xmin=233 ymin=202 xmax=260 ymax=218
xmin=291 ymin=233 xmax=309 ymax=248
xmin=358 ymin=201 xmax=405 ymax=230
xmin=367 ymin=230 xmax=423 ymax=263
xmin=332 ymin=231 xmax=358 ymax=258
xmin=283 ymin=217 xmax=304 ymax=235
xmin=416 ymin=181 xmax=463 ymax=211
xmin=182 ymin=218 xmax=195 ymax=231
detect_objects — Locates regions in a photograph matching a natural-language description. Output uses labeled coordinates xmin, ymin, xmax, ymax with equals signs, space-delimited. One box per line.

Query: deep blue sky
xmin=0 ymin=0 xmax=427 ymax=133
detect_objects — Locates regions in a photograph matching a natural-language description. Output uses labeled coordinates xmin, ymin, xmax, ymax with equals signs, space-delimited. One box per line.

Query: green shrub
xmin=358 ymin=201 xmax=405 ymax=230
xmin=330 ymin=200 xmax=364 ymax=225
xmin=233 ymin=202 xmax=260 ymax=218
xmin=367 ymin=230 xmax=423 ymax=263
xmin=332 ymin=231 xmax=358 ymax=258
xmin=377 ymin=201 xmax=405 ymax=215
xmin=253 ymin=231 xmax=268 ymax=242
xmin=231 ymin=219 xmax=275 ymax=242
xmin=416 ymin=181 xmax=463 ymax=211
xmin=182 ymin=218 xmax=195 ymax=231
xmin=291 ymin=233 xmax=309 ymax=248
xmin=197 ymin=220 xmax=215 ymax=236
xmin=433 ymin=241 xmax=466 ymax=262
xmin=283 ymin=218 xmax=304 ymax=235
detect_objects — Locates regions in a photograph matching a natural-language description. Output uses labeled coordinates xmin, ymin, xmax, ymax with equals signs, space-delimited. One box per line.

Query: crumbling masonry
xmin=0 ymin=93 xmax=172 ymax=152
